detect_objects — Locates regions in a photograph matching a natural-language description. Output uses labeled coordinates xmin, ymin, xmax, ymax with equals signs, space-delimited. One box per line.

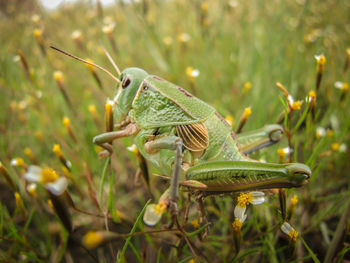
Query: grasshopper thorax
xmin=113 ymin=67 xmax=148 ymax=125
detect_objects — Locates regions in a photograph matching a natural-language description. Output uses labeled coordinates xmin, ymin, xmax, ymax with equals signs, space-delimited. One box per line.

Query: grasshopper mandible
xmin=51 ymin=47 xmax=311 ymax=229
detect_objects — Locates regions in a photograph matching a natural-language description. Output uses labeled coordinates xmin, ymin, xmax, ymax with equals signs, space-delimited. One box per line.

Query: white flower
xmin=71 ymin=30 xmax=82 ymax=40
xmin=234 ymin=206 xmax=247 ymax=222
xmin=127 ymin=144 xmax=138 ymax=154
xmin=143 ymin=201 xmax=167 ymax=226
xmin=24 ymin=166 xmax=68 ymax=196
xmin=234 ymin=191 xmax=265 ymax=221
xmin=316 ymin=127 xmax=326 ymax=138
xmin=339 ymin=144 xmax=347 ymax=153
xmin=281 ymin=222 xmax=298 ymax=241
xmin=287 ymin=95 xmax=294 ymax=105
xmin=177 ymin=33 xmax=191 ymax=43
xmin=250 ymin=191 xmax=265 ymax=205
xmin=282 ymin=147 xmax=292 ymax=155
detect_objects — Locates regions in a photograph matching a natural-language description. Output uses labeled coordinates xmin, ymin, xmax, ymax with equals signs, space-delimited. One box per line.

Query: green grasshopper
xmin=51 ymin=47 xmax=311 ymax=228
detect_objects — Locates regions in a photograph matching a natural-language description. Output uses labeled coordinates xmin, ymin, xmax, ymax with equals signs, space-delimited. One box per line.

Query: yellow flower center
xmin=237 ymin=193 xmax=253 ymax=207
xmin=15 ymin=158 xmax=25 ymax=167
xmin=289 ymin=230 xmax=298 ymax=242
xmin=341 ymin=83 xmax=349 ymax=92
xmin=309 ymin=90 xmax=316 ymax=98
xmin=40 ymin=168 xmax=59 ymax=184
xmin=232 ymin=218 xmax=243 ymax=232
xmin=291 ymin=101 xmax=302 ymax=111
xmin=331 ymin=143 xmax=340 ymax=152
xmin=277 ymin=148 xmax=285 ymax=158
xmin=186 ymin=67 xmax=194 ymax=78
xmin=127 ymin=144 xmax=139 ymax=154
xmin=83 ymin=231 xmax=104 ymax=249
xmin=316 ymin=55 xmax=326 ymax=65
xmin=154 ymin=201 xmax=167 ymax=215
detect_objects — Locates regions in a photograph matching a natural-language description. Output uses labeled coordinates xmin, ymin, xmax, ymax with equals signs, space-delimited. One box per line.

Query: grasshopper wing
xmin=131 ymin=75 xmax=216 ymax=129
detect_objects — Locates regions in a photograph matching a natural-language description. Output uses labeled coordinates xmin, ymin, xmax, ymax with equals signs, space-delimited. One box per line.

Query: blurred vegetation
xmin=0 ymin=0 xmax=350 ymax=262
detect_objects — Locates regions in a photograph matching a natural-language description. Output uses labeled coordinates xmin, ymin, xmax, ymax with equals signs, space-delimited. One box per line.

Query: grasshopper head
xmin=112 ymin=67 xmax=148 ymax=126
xmin=286 ymin=163 xmax=311 ymax=186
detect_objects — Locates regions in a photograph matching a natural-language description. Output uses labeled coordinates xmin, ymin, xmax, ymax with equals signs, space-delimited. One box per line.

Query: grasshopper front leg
xmin=145 ymin=135 xmax=183 ymax=228
xmin=92 ymin=123 xmax=139 ymax=155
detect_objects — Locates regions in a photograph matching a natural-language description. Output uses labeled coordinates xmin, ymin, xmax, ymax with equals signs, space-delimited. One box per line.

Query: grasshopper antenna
xmin=99 ymin=41 xmax=121 ymax=76
xmin=50 ymin=46 xmax=120 ymax=83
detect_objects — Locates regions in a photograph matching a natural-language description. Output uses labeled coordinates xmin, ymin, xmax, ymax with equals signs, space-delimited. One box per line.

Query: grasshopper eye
xmin=121 ymin=76 xmax=131 ymax=89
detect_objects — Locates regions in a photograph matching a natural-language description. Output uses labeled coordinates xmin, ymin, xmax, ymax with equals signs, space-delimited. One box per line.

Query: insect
xmin=51 ymin=46 xmax=311 ymax=230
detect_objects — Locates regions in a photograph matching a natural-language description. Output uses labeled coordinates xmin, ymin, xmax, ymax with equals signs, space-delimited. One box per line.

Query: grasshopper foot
xmin=97 ymin=143 xmax=113 ymax=159
xmin=98 ymin=150 xmax=112 ymax=159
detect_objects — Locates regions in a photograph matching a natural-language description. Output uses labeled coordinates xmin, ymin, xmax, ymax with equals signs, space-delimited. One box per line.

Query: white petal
xmin=26 ymin=183 xmax=37 ymax=192
xmin=234 ymin=205 xmax=246 ymax=220
xmin=46 ymin=177 xmax=68 ymax=196
xmin=143 ymin=204 xmax=162 ymax=226
xmin=316 ymin=127 xmax=326 ymax=137
xmin=66 ymin=161 xmax=72 ymax=169
xmin=339 ymin=144 xmax=347 ymax=153
xmin=127 ymin=144 xmax=138 ymax=152
xmin=191 ymin=69 xmax=200 ymax=77
xmin=334 ymin=81 xmax=343 ymax=89
xmin=24 ymin=166 xmax=42 ymax=182
xmin=283 ymin=147 xmax=292 ymax=155
xmin=251 ymin=192 xmax=265 ymax=205
xmin=281 ymin=222 xmax=293 ymax=235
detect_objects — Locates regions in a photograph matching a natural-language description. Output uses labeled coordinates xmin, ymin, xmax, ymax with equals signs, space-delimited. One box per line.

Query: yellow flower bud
xmin=52 ymin=144 xmax=62 ymax=156
xmin=232 ymin=218 xmax=243 ymax=232
xmin=243 ymin=81 xmax=252 ymax=94
xmin=88 ymin=104 xmax=97 ymax=114
xmin=62 ymin=117 xmax=70 ymax=127
xmin=242 ymin=107 xmax=252 ymax=120
xmin=53 ymin=71 xmax=64 ymax=83
xmin=290 ymin=195 xmax=298 ymax=207
xmin=83 ymin=231 xmax=104 ymax=249
xmin=191 ymin=219 xmax=199 ymax=229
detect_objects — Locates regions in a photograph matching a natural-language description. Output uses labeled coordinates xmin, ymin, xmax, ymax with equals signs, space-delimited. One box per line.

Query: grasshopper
xmin=51 ymin=47 xmax=311 ymax=229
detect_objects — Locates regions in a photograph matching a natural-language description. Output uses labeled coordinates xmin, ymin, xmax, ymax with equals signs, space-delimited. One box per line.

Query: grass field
xmin=0 ymin=0 xmax=350 ymax=262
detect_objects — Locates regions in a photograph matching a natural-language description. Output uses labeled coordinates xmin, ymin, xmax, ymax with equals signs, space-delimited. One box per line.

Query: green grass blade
xmin=117 ymin=199 xmax=151 ymax=263
xmin=299 ymin=236 xmax=320 ymax=263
